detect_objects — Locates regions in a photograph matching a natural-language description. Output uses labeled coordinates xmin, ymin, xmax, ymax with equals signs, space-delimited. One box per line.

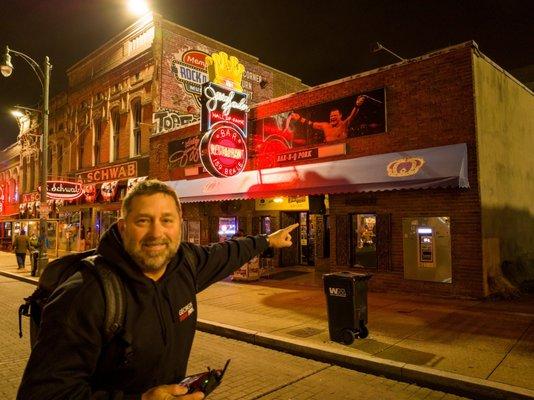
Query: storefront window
xmin=218 ymin=217 xmax=237 ymax=241
xmin=351 ymin=213 xmax=377 ymax=268
xmin=261 ymin=216 xmax=271 ymax=234
xmin=186 ymin=220 xmax=201 ymax=244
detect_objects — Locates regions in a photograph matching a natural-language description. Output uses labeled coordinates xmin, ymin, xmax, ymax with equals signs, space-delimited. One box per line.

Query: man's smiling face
xmin=119 ymin=193 xmax=182 ymax=277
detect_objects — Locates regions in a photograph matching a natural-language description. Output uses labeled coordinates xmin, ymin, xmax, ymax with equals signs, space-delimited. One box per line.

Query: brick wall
xmin=150 ymin=44 xmax=484 ymax=297
xmin=249 ymin=44 xmax=483 ymax=297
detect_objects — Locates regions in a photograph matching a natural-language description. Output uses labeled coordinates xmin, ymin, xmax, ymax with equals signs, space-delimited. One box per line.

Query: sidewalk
xmin=1 ymin=251 xmax=533 ymax=400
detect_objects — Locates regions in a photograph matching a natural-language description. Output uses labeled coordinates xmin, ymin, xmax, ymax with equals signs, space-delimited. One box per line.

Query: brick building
xmin=12 ymin=13 xmax=305 ymax=254
xmin=0 ymin=141 xmax=21 ymax=251
xmin=151 ymin=41 xmax=533 ymax=298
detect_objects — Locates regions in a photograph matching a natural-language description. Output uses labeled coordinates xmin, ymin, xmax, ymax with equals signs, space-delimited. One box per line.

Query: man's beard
xmin=126 ymin=238 xmax=178 ymax=274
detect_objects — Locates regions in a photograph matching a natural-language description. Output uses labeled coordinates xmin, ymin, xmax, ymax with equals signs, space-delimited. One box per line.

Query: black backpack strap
xmin=82 ymin=255 xmax=127 ymax=343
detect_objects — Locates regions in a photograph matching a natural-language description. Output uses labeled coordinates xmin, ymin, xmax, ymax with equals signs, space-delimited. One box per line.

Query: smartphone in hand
xmin=179 ymin=359 xmax=230 ymax=396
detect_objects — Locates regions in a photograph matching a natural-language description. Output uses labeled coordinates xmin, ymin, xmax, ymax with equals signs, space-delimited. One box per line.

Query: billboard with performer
xmin=250 ymin=88 xmax=386 ymax=162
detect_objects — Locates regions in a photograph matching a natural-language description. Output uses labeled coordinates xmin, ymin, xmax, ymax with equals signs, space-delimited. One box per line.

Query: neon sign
xmin=201 ymin=82 xmax=248 ymax=132
xmin=200 ymin=122 xmax=247 ymax=178
xmin=41 ymin=181 xmax=83 ymax=200
xmin=199 ymin=52 xmax=249 ymax=178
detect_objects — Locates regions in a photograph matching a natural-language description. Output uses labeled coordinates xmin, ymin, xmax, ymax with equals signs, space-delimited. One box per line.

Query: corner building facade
xmin=151 ymin=42 xmax=533 ymax=298
xmin=12 ymin=13 xmax=306 ymax=255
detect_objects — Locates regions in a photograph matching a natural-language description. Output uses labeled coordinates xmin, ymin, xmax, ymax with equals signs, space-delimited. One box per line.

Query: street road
xmin=0 ymin=275 xmax=468 ymax=399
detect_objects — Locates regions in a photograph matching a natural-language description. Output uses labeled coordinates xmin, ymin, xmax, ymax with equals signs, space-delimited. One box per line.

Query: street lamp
xmin=1 ymin=45 xmax=52 ymax=275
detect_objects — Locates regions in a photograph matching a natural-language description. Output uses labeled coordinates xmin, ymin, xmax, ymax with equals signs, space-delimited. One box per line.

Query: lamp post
xmin=2 ymin=46 xmax=51 ymax=275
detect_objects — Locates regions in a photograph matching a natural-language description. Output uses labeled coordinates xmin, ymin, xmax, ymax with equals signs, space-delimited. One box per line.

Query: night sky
xmin=1 ymin=0 xmax=533 ymax=148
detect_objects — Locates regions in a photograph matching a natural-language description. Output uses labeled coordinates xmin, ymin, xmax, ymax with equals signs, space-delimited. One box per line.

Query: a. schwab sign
xmin=76 ymin=161 xmax=137 ymax=184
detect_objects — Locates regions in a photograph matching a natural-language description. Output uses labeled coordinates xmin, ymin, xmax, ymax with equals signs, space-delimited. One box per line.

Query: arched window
xmin=110 ymin=107 xmax=120 ymax=162
xmin=22 ymin=158 xmax=27 ymax=192
xmin=57 ymin=143 xmax=63 ymax=177
xmin=131 ymin=98 xmax=142 ymax=156
xmin=94 ymin=119 xmax=102 ymax=165
xmin=30 ymin=156 xmax=36 ymax=191
xmin=78 ymin=133 xmax=85 ymax=170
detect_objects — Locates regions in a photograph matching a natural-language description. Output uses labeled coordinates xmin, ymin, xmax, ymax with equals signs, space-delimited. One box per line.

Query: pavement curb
xmin=197 ymin=319 xmax=534 ymax=400
xmin=0 ymin=270 xmax=38 ymax=286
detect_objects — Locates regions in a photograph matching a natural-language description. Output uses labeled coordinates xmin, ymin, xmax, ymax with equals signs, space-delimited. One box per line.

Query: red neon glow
xmin=200 ymin=122 xmax=247 ymax=178
xmin=209 ymin=110 xmax=246 ymax=128
xmin=40 ymin=181 xmax=84 ymax=200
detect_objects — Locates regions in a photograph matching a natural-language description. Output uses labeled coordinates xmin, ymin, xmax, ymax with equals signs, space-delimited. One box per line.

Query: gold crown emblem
xmin=387 ymin=157 xmax=425 ymax=177
xmin=205 ymin=51 xmax=245 ymax=92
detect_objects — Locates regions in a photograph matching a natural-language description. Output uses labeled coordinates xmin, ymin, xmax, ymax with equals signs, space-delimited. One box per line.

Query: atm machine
xmin=417 ymin=227 xmax=435 ymax=268
xmin=403 ymin=217 xmax=451 ymax=283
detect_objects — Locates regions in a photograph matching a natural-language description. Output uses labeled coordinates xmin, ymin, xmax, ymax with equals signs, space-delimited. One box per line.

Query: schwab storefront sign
xmin=199 ymin=52 xmax=249 ymax=178
xmin=43 ymin=181 xmax=83 ymax=200
xmin=76 ymin=161 xmax=138 ymax=184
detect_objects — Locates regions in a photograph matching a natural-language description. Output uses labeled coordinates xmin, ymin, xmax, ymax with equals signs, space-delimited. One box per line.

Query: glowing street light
xmin=127 ymin=0 xmax=150 ymax=16
xmin=10 ymin=109 xmax=24 ymax=118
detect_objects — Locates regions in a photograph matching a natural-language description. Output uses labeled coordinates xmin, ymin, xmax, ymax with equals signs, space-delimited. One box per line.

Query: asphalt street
xmin=0 ymin=275 xmax=469 ymax=399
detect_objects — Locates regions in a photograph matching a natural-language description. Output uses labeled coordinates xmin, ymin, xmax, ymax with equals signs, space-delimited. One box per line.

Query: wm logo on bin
xmin=328 ymin=287 xmax=347 ymax=297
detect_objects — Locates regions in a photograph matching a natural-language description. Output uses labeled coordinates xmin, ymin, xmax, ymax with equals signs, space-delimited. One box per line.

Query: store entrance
xmin=280 ymin=212 xmax=299 ymax=266
xmin=280 ymin=211 xmax=318 ymax=267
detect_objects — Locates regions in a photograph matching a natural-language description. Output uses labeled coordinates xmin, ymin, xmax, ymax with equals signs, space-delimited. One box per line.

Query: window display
xmin=351 ymin=214 xmax=377 ymax=268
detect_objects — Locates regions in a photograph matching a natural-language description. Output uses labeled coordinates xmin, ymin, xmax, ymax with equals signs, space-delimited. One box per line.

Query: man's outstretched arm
xmin=192 ymin=223 xmax=300 ymax=291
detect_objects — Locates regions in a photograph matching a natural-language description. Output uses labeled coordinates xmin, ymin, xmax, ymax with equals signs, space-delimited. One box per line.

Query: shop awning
xmin=167 ymin=143 xmax=469 ymax=203
xmin=0 ymin=213 xmax=19 ymax=221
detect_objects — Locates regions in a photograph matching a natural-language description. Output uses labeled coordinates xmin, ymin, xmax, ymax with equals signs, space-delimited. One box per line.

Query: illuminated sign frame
xmin=76 ymin=161 xmax=138 ymax=184
xmin=198 ymin=52 xmax=250 ymax=178
xmin=200 ymin=121 xmax=247 ymax=178
xmin=41 ymin=181 xmax=84 ymax=200
xmin=201 ymin=82 xmax=249 ymax=132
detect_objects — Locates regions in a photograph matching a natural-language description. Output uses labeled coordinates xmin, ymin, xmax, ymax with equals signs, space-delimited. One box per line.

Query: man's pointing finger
xmin=284 ymin=223 xmax=299 ymax=233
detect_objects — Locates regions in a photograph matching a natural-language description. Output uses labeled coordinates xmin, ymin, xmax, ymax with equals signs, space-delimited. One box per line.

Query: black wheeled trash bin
xmin=323 ymin=271 xmax=372 ymax=345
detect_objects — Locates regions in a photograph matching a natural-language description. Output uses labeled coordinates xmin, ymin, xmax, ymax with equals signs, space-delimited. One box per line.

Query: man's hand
xmin=356 ymin=95 xmax=365 ymax=107
xmin=290 ymin=112 xmax=301 ymax=120
xmin=267 ymin=223 xmax=299 ymax=248
xmin=141 ymin=384 xmax=205 ymax=400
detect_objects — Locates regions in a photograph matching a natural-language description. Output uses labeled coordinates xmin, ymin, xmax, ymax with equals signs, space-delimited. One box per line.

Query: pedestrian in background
xmin=29 ymin=233 xmax=40 ymax=277
xmin=13 ymin=229 xmax=30 ymax=269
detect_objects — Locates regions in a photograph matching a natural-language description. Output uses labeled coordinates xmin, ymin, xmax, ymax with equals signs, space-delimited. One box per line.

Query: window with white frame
xmin=131 ymin=98 xmax=142 ymax=156
xmin=111 ymin=108 xmax=120 ymax=162
xmin=94 ymin=119 xmax=102 ymax=165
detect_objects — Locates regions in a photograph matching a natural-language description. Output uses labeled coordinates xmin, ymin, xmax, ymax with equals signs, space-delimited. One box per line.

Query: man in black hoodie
xmin=18 ymin=180 xmax=298 ymax=400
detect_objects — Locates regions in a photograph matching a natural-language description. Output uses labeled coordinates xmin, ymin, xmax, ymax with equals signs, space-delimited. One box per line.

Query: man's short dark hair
xmin=121 ymin=179 xmax=182 ymax=217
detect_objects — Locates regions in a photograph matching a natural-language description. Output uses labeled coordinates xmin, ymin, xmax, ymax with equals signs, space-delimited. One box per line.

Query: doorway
xmin=280 ymin=212 xmax=300 ymax=266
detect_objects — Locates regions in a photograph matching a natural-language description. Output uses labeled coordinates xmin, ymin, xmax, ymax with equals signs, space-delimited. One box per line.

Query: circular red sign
xmin=200 ymin=122 xmax=247 ymax=177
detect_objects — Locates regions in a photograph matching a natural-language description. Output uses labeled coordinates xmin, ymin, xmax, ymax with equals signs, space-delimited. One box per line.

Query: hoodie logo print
xmin=178 ymin=302 xmax=195 ymax=322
